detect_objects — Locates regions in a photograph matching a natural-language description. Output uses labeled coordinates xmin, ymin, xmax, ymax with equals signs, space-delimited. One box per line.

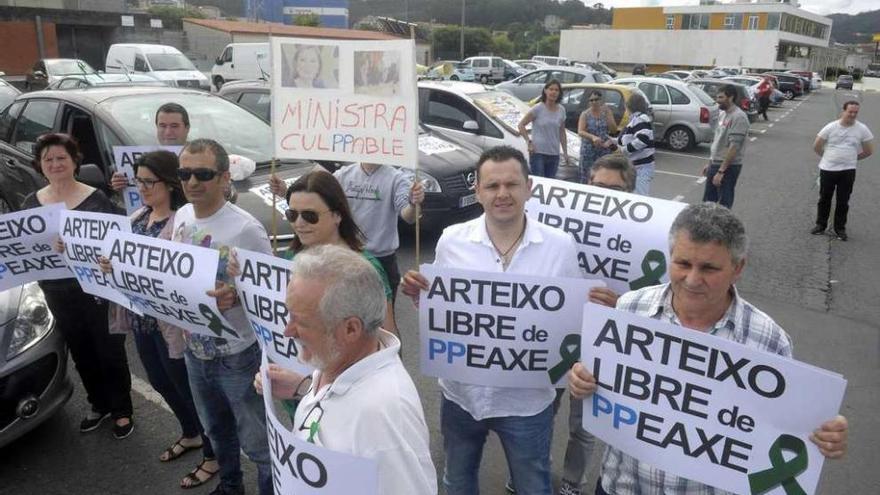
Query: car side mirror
xmin=77 ymin=164 xmax=105 ymax=189
xmin=462 ymin=120 xmax=480 ymax=132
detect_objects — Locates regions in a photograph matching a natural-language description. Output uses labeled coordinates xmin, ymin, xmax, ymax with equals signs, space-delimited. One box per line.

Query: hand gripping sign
xmin=103 ymin=230 xmax=239 ymax=339
xmin=580 ymin=303 xmax=846 ymax=495
xmin=260 ymin=352 xmax=378 ymax=494
xmin=233 ymin=248 xmax=311 ymax=374
xmin=59 ymin=210 xmax=141 ymax=313
xmin=418 ymin=264 xmax=602 ymax=388
xmin=526 ymin=177 xmax=686 ymax=295
xmin=112 ymin=146 xmax=183 ymax=215
xmin=0 ymin=203 xmax=69 ymax=292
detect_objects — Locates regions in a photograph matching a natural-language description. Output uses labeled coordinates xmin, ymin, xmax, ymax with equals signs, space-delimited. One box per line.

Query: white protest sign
xmin=526 ymin=177 xmax=686 ymax=295
xmin=580 ymin=303 xmax=847 ymax=495
xmin=234 ymin=248 xmax=310 ymax=374
xmin=418 ymin=264 xmax=602 ymax=388
xmin=58 ymin=210 xmax=140 ymax=313
xmin=112 ymin=146 xmax=183 ymax=214
xmin=261 ymin=353 xmax=379 ymax=494
xmin=418 ymin=135 xmax=459 ymax=155
xmin=271 ymin=37 xmax=418 ymax=167
xmin=103 ymin=231 xmax=240 ymax=339
xmin=0 ymin=204 xmax=69 ymax=291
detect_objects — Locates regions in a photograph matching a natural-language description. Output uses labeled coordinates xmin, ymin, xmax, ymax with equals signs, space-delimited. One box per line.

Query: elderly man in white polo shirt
xmin=402 ymin=145 xmax=591 ymax=495
xmin=256 ymin=244 xmax=437 ymax=494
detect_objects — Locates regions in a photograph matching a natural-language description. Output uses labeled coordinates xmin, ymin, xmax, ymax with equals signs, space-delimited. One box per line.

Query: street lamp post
xmin=460 ymin=0 xmax=466 ymax=60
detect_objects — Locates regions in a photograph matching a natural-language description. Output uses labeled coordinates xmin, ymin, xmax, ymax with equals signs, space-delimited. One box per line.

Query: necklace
xmin=490 ymin=219 xmax=527 ymax=268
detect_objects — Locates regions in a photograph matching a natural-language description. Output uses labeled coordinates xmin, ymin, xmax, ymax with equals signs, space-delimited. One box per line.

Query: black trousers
xmin=815 ymin=169 xmax=856 ymax=232
xmin=43 ymin=283 xmax=133 ymax=419
xmin=375 ymin=252 xmax=401 ymax=307
xmin=759 ymin=95 xmax=770 ymax=120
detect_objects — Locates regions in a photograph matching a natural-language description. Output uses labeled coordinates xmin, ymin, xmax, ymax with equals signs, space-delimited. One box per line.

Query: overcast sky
xmin=595 ymin=1 xmax=877 ymax=16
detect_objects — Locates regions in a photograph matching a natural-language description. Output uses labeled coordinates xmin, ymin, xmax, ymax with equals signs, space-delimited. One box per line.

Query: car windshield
xmin=454 ymin=63 xmax=470 ymax=69
xmin=101 ymin=93 xmax=273 ymax=163
xmin=688 ymin=84 xmax=716 ymax=106
xmin=470 ymin=90 xmax=531 ymax=135
xmin=146 ymin=53 xmax=197 ymax=71
xmin=47 ymin=59 xmax=95 ymax=76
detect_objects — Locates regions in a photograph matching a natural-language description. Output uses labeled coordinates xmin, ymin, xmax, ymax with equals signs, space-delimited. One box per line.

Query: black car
xmin=763 ymin=72 xmax=804 ymax=99
xmin=0 ymin=86 xmax=316 ymax=245
xmin=689 ymin=79 xmax=758 ymax=122
xmin=835 ymin=75 xmax=854 ymax=90
xmin=218 ymin=79 xmax=483 ymax=230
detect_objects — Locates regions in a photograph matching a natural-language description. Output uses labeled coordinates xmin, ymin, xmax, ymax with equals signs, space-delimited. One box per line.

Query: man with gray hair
xmin=257 ymin=244 xmax=437 ymax=494
xmin=566 ymin=203 xmax=849 ymax=495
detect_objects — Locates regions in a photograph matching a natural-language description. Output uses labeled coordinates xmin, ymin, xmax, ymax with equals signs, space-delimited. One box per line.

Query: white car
xmin=811 ymin=72 xmax=823 ymax=90
xmin=418 ymin=81 xmax=581 ymax=166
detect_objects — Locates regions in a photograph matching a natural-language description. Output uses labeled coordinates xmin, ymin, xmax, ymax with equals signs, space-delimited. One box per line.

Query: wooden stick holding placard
xmin=411 ymin=24 xmax=421 ymax=267
xmin=270 ymin=158 xmax=278 ymax=256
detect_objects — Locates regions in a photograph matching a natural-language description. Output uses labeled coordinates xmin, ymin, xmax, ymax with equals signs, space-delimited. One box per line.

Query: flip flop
xmin=180 ymin=458 xmax=219 ymax=489
xmin=159 ymin=437 xmax=202 ymax=462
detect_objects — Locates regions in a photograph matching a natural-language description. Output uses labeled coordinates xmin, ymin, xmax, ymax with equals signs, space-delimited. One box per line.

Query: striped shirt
xmin=599 ymin=283 xmax=793 ymax=495
xmin=617 ymin=111 xmax=655 ymax=167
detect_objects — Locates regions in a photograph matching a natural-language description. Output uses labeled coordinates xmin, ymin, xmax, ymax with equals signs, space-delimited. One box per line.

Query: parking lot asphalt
xmin=2 ymin=86 xmax=878 ymax=495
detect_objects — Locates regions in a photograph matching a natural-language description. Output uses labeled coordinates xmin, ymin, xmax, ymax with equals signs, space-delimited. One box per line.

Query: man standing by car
xmin=810 ymin=100 xmax=874 ymax=241
xmin=156 ymin=102 xmax=190 ymax=146
xmin=173 ymin=138 xmax=274 ymax=495
xmin=703 ymin=84 xmax=749 ymax=208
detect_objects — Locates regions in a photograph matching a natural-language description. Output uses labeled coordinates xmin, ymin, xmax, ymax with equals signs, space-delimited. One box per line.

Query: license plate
xmin=459 ymin=193 xmax=477 ymax=208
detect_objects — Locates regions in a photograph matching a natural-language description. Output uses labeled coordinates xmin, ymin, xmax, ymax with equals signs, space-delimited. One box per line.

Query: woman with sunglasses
xmin=577 ymin=90 xmax=618 ymax=183
xmin=101 ymin=150 xmax=219 ymax=489
xmin=518 ymin=79 xmax=569 ymax=178
xmin=21 ymin=133 xmax=134 ymax=438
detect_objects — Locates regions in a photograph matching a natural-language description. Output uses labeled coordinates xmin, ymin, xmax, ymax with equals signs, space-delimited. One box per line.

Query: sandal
xmin=160 ymin=437 xmax=202 ymax=462
xmin=180 ymin=458 xmax=219 ymax=489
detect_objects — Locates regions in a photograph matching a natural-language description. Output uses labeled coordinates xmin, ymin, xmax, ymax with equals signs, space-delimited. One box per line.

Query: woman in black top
xmin=21 ymin=133 xmax=134 ymax=439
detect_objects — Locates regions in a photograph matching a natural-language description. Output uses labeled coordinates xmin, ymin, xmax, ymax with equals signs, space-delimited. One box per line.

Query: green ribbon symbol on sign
xmin=748 ymin=434 xmax=809 ymax=495
xmin=199 ymin=304 xmax=240 ymax=339
xmin=629 ymin=249 xmax=667 ymax=291
xmin=547 ymin=333 xmax=581 ymax=385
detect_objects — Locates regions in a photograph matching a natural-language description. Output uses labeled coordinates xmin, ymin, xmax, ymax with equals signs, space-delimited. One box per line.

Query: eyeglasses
xmin=177 ymin=168 xmax=219 ymax=182
xmin=298 ymin=400 xmax=324 ymax=443
xmin=134 ymin=177 xmax=162 ymax=189
xmin=285 ymin=208 xmax=329 ymax=224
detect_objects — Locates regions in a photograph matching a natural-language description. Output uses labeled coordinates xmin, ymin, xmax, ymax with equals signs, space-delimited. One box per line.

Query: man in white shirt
xmin=810 ymin=100 xmax=874 ymax=241
xmin=401 ymin=145 xmax=583 ymax=495
xmin=258 ymin=244 xmax=437 ymax=494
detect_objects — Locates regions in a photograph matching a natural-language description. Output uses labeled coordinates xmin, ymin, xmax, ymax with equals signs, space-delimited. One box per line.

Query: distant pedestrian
xmin=519 ymin=79 xmax=569 ymax=178
xmin=576 ymin=90 xmax=617 ymax=183
xmin=756 ymin=76 xmax=773 ymax=121
xmin=703 ymin=84 xmax=749 ymax=208
xmin=810 ymin=100 xmax=874 ymax=241
xmin=616 ymin=92 xmax=655 ymax=195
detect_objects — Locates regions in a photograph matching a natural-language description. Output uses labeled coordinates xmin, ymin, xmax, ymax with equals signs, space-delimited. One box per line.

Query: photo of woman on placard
xmin=354 ymin=50 xmax=401 ymax=97
xmin=280 ymin=44 xmax=339 ymax=89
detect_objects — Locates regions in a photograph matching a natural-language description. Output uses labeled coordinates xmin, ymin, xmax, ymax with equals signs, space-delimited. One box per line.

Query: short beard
xmin=294 ymin=336 xmax=341 ymax=371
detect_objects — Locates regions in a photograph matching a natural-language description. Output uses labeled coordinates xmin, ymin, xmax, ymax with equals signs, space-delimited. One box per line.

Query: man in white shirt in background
xmin=810 ymin=100 xmax=874 ymax=241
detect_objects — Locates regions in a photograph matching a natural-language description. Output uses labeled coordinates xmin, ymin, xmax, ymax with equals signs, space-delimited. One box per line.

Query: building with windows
xmin=560 ymin=2 xmax=836 ymax=72
xmin=246 ymin=0 xmax=349 ymax=28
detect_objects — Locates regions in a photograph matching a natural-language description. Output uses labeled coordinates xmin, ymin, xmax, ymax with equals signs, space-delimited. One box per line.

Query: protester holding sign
xmin=401 ymin=146 xmax=585 ymax=495
xmin=21 ymin=133 xmax=134 ymax=438
xmin=100 ymin=150 xmax=218 ymax=488
xmin=172 ymin=139 xmax=274 ymax=495
xmin=567 ymin=203 xmax=849 ymax=495
xmin=255 ymin=245 xmax=437 ymax=494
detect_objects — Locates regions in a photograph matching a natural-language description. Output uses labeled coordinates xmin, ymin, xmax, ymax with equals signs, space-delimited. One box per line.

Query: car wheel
xmin=784 ymin=90 xmax=794 ymax=100
xmin=213 ymin=76 xmax=225 ymax=91
xmin=666 ymin=126 xmax=694 ymax=152
xmin=450 ymin=75 xmax=459 ymax=81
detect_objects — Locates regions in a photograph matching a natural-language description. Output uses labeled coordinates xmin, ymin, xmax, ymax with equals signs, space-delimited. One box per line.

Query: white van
xmin=105 ymin=43 xmax=210 ymax=91
xmin=532 ymin=55 xmax=570 ymax=67
xmin=461 ymin=56 xmax=506 ymax=84
xmin=211 ymin=43 xmax=270 ymax=89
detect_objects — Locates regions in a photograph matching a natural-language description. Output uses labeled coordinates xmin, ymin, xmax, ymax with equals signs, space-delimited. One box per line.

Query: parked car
xmin=418 ymin=81 xmax=581 ymax=167
xmin=572 ymin=62 xmax=618 ymax=78
xmin=611 ymin=77 xmax=719 ymax=151
xmin=663 ymin=70 xmax=692 ymax=81
xmin=0 ymin=79 xmax=20 ymax=111
xmin=835 ymin=75 xmax=854 ymax=90
xmin=689 ymin=79 xmax=757 ymax=122
xmin=763 ymin=72 xmax=804 ymax=99
xmin=532 ymin=55 xmax=570 ymax=66
xmin=105 ymin=43 xmax=210 ymax=91
xmin=0 ymin=86 xmax=311 ymax=244
xmin=811 ymin=72 xmax=823 ymax=89
xmin=495 ymin=66 xmax=611 ymax=102
xmin=535 ymin=83 xmax=648 ymax=132
xmin=502 ymin=60 xmax=528 ymax=80
xmin=787 ymin=70 xmax=814 ymax=92
xmin=211 ymin=42 xmax=269 ymax=90
xmin=0 ymin=282 xmax=73 ymax=448
xmin=426 ymin=61 xmax=476 ymax=82
xmin=461 ymin=56 xmax=506 ymax=84
xmin=24 ymin=59 xmax=96 ymax=91
xmin=513 ymin=59 xmax=547 ymax=71
xmin=217 ymin=79 xmax=484 ymax=230
xmin=46 ymin=73 xmax=165 ymax=90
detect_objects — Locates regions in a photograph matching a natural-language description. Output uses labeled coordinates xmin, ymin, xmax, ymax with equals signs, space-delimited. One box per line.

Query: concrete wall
xmin=561 ymin=29 xmax=799 ymax=70
xmin=184 ymin=22 xmax=232 ymax=70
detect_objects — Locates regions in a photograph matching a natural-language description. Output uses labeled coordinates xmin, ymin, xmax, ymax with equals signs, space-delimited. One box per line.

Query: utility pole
xmin=460 ymin=0 xmax=466 ymax=60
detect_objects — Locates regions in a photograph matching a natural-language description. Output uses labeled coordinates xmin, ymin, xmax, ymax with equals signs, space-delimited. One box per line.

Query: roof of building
xmin=183 ymin=18 xmax=401 ymax=41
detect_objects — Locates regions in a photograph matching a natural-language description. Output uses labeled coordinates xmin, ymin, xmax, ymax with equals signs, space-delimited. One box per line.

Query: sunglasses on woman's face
xmin=177 ymin=168 xmax=219 ymax=182
xmin=285 ymin=208 xmax=328 ymax=224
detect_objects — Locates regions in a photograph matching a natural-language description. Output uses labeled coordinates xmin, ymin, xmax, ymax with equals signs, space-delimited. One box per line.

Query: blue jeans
xmin=185 ymin=344 xmax=272 ymax=495
xmin=529 ymin=153 xmax=560 ymax=179
xmin=634 ymin=163 xmax=655 ymax=196
xmin=134 ymin=329 xmax=214 ymax=459
xmin=702 ymin=162 xmax=742 ymax=208
xmin=561 ymin=397 xmax=600 ymax=491
xmin=441 ymin=396 xmax=553 ymax=495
